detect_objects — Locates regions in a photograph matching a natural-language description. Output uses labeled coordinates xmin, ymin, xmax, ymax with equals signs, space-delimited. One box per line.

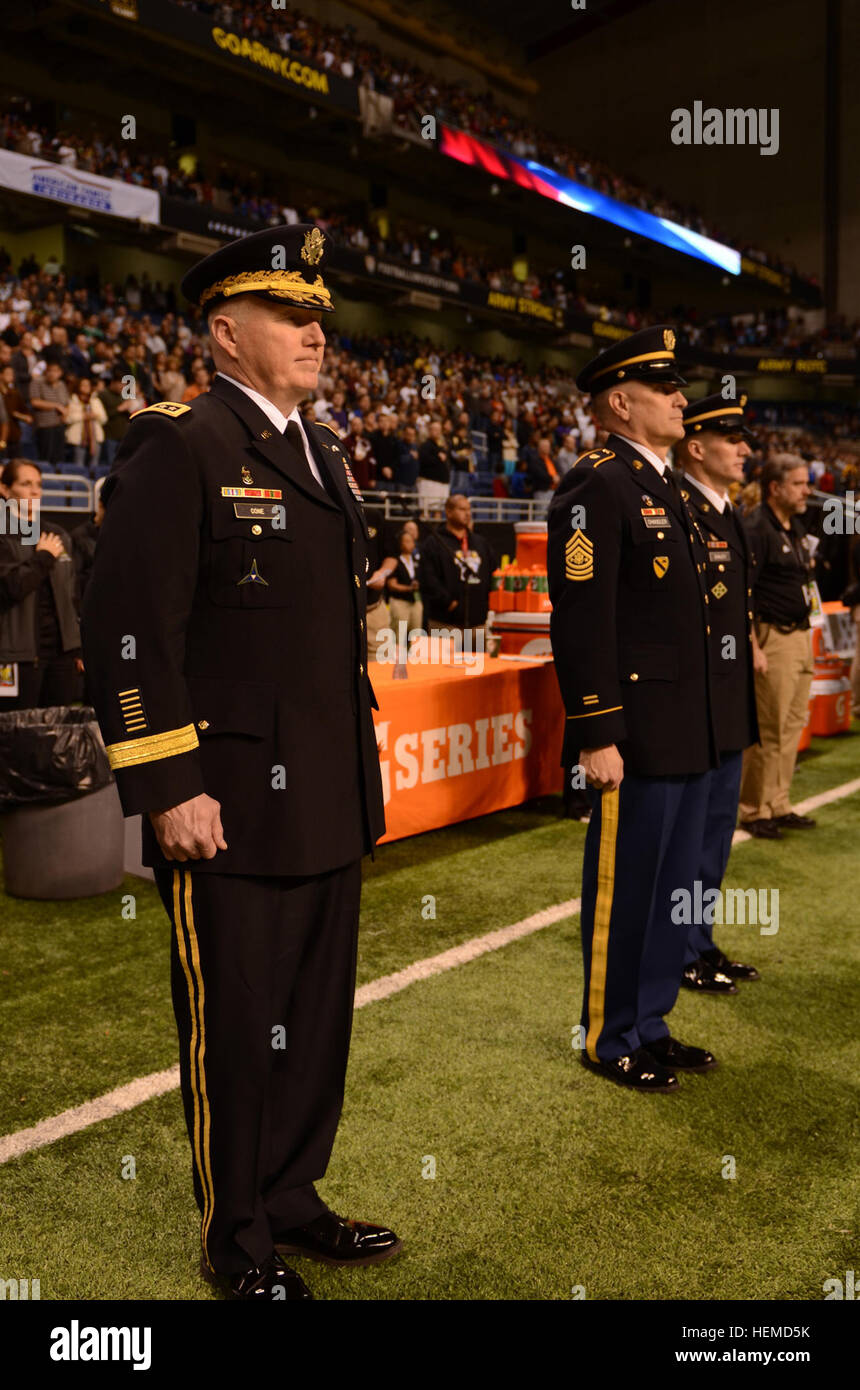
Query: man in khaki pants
xmin=739 ymin=455 xmax=816 ymax=839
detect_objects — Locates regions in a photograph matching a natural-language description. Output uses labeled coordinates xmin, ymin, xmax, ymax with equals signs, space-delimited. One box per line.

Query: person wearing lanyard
xmin=739 ymin=454 xmax=816 ymax=839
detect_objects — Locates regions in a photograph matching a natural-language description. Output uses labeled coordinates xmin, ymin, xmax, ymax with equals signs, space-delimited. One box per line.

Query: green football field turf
xmin=0 ymin=729 xmax=858 ymax=1300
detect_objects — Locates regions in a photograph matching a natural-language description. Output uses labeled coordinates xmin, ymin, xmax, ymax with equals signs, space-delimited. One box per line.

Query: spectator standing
xmin=369 ymin=411 xmax=399 ymax=491
xmin=395 ymin=423 xmax=420 ymax=492
xmin=30 ymin=361 xmax=70 ymax=463
xmin=526 ymin=435 xmax=560 ymax=515
xmin=0 ymin=364 xmax=32 ymax=454
xmin=181 ymin=364 xmax=211 ymax=402
xmin=156 ymin=352 xmax=187 ymax=401
xmin=417 ymin=418 xmax=450 ymax=510
xmin=449 ymin=411 xmax=475 ymax=495
xmin=0 ymin=460 xmax=83 ymax=708
xmin=386 ymin=526 xmax=423 ymax=636
xmin=97 ymin=371 xmax=135 ymax=468
xmin=739 ymin=455 xmax=816 ymax=838
xmin=417 ymin=494 xmax=493 ymax=643
xmin=66 ymin=377 xmax=107 ymax=470
xmin=556 ymin=432 xmax=580 ymax=476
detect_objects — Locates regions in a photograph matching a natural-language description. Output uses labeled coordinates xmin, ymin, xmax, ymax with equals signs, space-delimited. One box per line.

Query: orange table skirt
xmin=370 ymin=657 xmax=565 ymax=842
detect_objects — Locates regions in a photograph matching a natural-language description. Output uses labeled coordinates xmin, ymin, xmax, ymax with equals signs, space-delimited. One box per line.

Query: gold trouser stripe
xmin=566 ymin=706 xmax=623 ymax=720
xmin=106 ymin=723 xmax=199 ymax=770
xmin=585 ymin=788 xmax=620 ymax=1063
xmin=173 ymin=869 xmax=215 ymax=1272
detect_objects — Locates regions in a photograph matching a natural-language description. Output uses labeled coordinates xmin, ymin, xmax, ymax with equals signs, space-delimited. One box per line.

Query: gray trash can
xmin=0 ymin=705 xmax=124 ymax=899
xmin=2 ymin=781 xmax=125 ymax=898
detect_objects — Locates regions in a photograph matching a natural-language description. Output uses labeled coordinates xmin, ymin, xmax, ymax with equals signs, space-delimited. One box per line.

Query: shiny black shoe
xmin=580 ymin=1047 xmax=679 ymax=1093
xmin=275 ymin=1211 xmax=403 ymax=1267
xmin=680 ymin=958 xmax=738 ymax=994
xmin=773 ymin=812 xmax=816 ymax=829
xmin=201 ymin=1252 xmax=313 ymax=1300
xmin=741 ymin=818 xmax=784 ymax=839
xmin=644 ymin=1035 xmax=718 ymax=1072
xmin=701 ymin=947 xmax=760 ymax=982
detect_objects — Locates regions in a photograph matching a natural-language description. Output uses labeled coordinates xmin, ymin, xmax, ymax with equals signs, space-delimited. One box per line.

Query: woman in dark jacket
xmin=0 ymin=459 xmax=83 ymax=709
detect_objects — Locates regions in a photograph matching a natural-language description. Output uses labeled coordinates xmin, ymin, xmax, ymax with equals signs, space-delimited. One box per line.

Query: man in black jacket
xmin=81 ymin=225 xmax=399 ymax=1302
xmin=548 ymin=326 xmax=719 ymax=1094
xmin=418 ymin=494 xmax=494 ymax=641
xmin=675 ymin=394 xmax=761 ymax=995
xmin=417 ymin=419 xmax=450 ymax=511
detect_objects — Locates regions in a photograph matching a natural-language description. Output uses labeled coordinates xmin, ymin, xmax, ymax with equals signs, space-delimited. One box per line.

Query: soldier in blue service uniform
xmin=81 ymin=225 xmax=401 ymax=1299
xmin=548 ymin=326 xmax=719 ymax=1093
xmin=676 ymin=394 xmax=762 ymax=994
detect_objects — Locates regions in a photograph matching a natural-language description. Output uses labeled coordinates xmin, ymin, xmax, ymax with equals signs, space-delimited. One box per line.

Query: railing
xmin=362 ymin=492 xmax=550 ymax=523
xmin=40 ymin=473 xmax=96 ymax=513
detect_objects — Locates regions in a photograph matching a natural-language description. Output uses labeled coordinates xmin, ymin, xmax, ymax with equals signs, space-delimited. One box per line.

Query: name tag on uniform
xmin=221 ymin=486 xmax=283 ymax=499
xmin=708 ymin=541 xmax=731 ymax=562
xmin=641 ymin=507 xmax=669 ymax=529
xmin=232 ymin=502 xmax=282 ymax=519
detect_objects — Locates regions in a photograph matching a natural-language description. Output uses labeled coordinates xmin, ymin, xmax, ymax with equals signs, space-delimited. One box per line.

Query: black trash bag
xmin=0 ymin=706 xmax=112 ymax=809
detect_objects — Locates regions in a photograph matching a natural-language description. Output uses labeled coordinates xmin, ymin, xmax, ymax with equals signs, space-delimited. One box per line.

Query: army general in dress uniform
xmin=548 ymin=327 xmax=719 ymax=1093
xmin=675 ymin=394 xmax=761 ymax=994
xmin=81 ymin=225 xmax=400 ymax=1300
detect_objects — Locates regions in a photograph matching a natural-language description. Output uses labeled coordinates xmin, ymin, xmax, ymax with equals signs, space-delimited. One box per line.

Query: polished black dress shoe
xmin=773 ymin=812 xmax=816 ymax=829
xmin=201 ymin=1252 xmax=313 ymax=1300
xmin=644 ymin=1035 xmax=718 ymax=1072
xmin=580 ymin=1047 xmax=679 ymax=1093
xmin=275 ymin=1211 xmax=403 ymax=1267
xmin=680 ymin=958 xmax=738 ymax=994
xmin=701 ymin=947 xmax=760 ymax=982
xmin=741 ymin=818 xmax=784 ymax=839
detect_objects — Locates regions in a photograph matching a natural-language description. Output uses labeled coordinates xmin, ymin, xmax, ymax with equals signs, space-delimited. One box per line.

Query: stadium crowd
xmin=167 ymin=0 xmax=812 ymax=285
xmin=0 ymin=256 xmax=858 ymax=511
xmin=2 ymin=99 xmax=855 ymax=361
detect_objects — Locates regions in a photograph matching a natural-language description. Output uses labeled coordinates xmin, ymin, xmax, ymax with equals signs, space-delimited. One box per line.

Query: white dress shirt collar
xmin=216 ymin=372 xmax=322 ymax=486
xmin=612 ymin=433 xmax=667 ymax=477
xmin=683 ymin=472 xmax=728 ymax=514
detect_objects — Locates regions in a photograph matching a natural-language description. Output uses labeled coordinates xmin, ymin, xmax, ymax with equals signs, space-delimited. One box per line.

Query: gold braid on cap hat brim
xmin=199 ymin=270 xmax=332 ymax=309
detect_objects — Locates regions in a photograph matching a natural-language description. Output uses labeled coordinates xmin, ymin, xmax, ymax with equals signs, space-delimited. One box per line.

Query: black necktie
xmin=286 ymin=420 xmax=340 ymax=504
xmin=285 ymin=421 xmax=310 ymax=471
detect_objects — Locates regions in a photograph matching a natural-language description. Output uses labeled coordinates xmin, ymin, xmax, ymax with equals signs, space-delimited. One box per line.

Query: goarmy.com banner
xmin=73 ymin=0 xmax=360 ymax=112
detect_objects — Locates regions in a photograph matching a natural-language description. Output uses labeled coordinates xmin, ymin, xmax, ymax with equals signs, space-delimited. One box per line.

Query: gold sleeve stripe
xmin=105 ymin=723 xmax=199 ymax=770
xmin=566 ymin=706 xmax=623 ymax=720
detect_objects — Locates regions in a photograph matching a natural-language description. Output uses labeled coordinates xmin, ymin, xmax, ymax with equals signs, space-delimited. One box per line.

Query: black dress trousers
xmin=153 ymin=858 xmax=362 ymax=1275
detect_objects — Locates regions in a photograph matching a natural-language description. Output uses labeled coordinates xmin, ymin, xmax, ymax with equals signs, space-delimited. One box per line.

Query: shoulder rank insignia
xmin=577 ymin=447 xmax=615 ymax=468
xmin=131 ymin=401 xmax=191 ymax=419
xmin=565 ymin=528 xmax=594 ymax=581
xmin=317 ymin=421 xmax=343 ymax=440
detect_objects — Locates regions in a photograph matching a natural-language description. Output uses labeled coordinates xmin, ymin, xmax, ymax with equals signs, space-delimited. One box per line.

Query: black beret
xmin=683 ymin=392 xmax=756 ymax=442
xmin=181 ymin=222 xmax=334 ymax=313
xmin=577 ymin=325 xmax=687 ymax=395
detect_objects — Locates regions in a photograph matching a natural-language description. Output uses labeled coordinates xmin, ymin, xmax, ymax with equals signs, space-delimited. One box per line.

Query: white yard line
xmin=3 ymin=771 xmax=860 ymax=1165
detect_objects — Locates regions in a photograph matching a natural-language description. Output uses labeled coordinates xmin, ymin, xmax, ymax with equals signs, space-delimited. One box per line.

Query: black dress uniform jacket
xmin=547 ymin=433 xmax=717 ymax=777
xmin=81 ymin=374 xmax=385 ymax=877
xmin=682 ymin=478 xmax=759 ymax=755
